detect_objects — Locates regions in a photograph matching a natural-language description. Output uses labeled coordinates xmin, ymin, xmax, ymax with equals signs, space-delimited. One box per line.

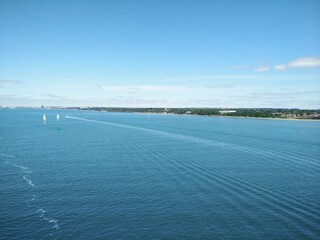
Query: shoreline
xmin=2 ymin=107 xmax=319 ymax=121
xmin=94 ymin=110 xmax=320 ymax=122
xmin=212 ymin=115 xmax=320 ymax=122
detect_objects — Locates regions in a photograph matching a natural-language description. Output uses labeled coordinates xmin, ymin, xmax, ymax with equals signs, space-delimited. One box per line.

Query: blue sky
xmin=1 ymin=0 xmax=320 ymax=108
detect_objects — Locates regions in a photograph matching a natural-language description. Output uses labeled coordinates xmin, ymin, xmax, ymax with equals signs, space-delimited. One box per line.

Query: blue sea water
xmin=0 ymin=108 xmax=319 ymax=239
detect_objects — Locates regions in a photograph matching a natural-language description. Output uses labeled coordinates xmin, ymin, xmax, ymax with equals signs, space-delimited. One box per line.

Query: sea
xmin=0 ymin=108 xmax=319 ymax=239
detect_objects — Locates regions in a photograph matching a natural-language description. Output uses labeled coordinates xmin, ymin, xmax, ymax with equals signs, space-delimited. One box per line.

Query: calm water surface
xmin=1 ymin=109 xmax=319 ymax=239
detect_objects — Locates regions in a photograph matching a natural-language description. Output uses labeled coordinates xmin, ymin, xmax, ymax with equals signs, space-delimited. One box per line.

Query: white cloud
xmin=287 ymin=57 xmax=320 ymax=68
xmin=165 ymin=75 xmax=260 ymax=81
xmin=161 ymin=74 xmax=317 ymax=83
xmin=254 ymin=65 xmax=270 ymax=72
xmin=275 ymin=56 xmax=320 ymax=70
xmin=274 ymin=64 xmax=287 ymax=71
xmin=231 ymin=65 xmax=250 ymax=69
xmin=0 ymin=79 xmax=26 ymax=85
xmin=99 ymin=85 xmax=186 ymax=93
xmin=1 ymin=86 xmax=319 ymax=109
xmin=99 ymin=84 xmax=235 ymax=94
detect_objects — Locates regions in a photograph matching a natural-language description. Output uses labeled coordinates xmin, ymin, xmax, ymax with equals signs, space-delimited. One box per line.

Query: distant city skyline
xmin=1 ymin=0 xmax=320 ymax=108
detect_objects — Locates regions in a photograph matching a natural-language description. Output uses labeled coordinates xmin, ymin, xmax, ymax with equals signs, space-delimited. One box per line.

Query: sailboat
xmin=43 ymin=114 xmax=46 ymax=122
xmin=56 ymin=114 xmax=60 ymax=120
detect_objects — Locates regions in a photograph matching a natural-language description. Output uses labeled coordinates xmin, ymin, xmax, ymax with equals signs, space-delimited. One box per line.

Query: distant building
xmin=219 ymin=110 xmax=237 ymax=114
xmin=186 ymin=111 xmax=192 ymax=114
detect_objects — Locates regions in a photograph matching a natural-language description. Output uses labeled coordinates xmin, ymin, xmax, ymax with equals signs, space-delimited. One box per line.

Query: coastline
xmin=159 ymin=113 xmax=320 ymax=121
xmin=2 ymin=107 xmax=319 ymax=121
xmin=212 ymin=115 xmax=320 ymax=122
xmin=93 ymin=110 xmax=320 ymax=122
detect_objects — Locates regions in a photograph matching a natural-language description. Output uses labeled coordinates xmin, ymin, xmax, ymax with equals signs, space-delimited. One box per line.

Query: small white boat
xmin=43 ymin=114 xmax=46 ymax=122
xmin=56 ymin=114 xmax=60 ymax=120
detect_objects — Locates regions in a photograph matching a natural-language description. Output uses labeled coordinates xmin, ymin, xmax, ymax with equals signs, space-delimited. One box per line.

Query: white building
xmin=219 ymin=110 xmax=237 ymax=114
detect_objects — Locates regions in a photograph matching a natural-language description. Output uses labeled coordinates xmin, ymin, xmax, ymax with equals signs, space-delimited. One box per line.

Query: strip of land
xmin=2 ymin=106 xmax=319 ymax=120
xmin=62 ymin=107 xmax=320 ymax=120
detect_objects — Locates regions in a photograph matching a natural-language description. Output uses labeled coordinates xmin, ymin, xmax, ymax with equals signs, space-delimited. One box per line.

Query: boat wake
xmin=37 ymin=208 xmax=59 ymax=229
xmin=23 ymin=175 xmax=35 ymax=187
xmin=0 ymin=153 xmax=60 ymax=237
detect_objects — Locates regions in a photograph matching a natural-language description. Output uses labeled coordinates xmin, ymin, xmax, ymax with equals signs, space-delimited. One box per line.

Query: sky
xmin=0 ymin=0 xmax=320 ymax=108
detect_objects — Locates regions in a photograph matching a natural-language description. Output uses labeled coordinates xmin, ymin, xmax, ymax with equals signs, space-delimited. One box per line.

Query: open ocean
xmin=1 ymin=108 xmax=319 ymax=239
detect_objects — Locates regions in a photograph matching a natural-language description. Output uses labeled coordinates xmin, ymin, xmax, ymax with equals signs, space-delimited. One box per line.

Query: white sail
xmin=56 ymin=114 xmax=60 ymax=120
xmin=43 ymin=114 xmax=46 ymax=121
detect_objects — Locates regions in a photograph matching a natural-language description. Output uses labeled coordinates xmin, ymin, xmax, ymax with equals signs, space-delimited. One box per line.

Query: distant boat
xmin=56 ymin=114 xmax=60 ymax=120
xmin=43 ymin=114 xmax=46 ymax=122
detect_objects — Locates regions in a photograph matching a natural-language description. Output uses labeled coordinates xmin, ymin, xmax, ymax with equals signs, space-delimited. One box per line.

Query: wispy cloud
xmin=1 ymin=87 xmax=319 ymax=108
xmin=46 ymin=94 xmax=66 ymax=99
xmin=254 ymin=65 xmax=270 ymax=72
xmin=161 ymin=74 xmax=318 ymax=82
xmin=99 ymin=85 xmax=199 ymax=94
xmin=0 ymin=79 xmax=26 ymax=85
xmin=207 ymin=84 xmax=234 ymax=89
xmin=0 ymin=94 xmax=17 ymax=98
xmin=275 ymin=57 xmax=320 ymax=70
xmin=288 ymin=57 xmax=320 ymax=68
xmin=99 ymin=84 xmax=234 ymax=94
xmin=274 ymin=64 xmax=287 ymax=71
xmin=231 ymin=65 xmax=250 ymax=69
xmin=53 ymin=78 xmax=78 ymax=82
xmin=165 ymin=75 xmax=260 ymax=81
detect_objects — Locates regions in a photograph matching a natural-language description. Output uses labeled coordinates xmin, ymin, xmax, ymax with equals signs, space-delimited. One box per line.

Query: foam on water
xmin=37 ymin=208 xmax=46 ymax=216
xmin=23 ymin=175 xmax=35 ymax=187
xmin=13 ymin=163 xmax=29 ymax=170
xmin=38 ymin=208 xmax=60 ymax=229
xmin=1 ymin=152 xmax=60 ymax=236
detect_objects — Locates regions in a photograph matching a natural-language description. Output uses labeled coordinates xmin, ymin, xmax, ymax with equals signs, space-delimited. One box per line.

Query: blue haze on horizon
xmin=0 ymin=0 xmax=320 ymax=108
